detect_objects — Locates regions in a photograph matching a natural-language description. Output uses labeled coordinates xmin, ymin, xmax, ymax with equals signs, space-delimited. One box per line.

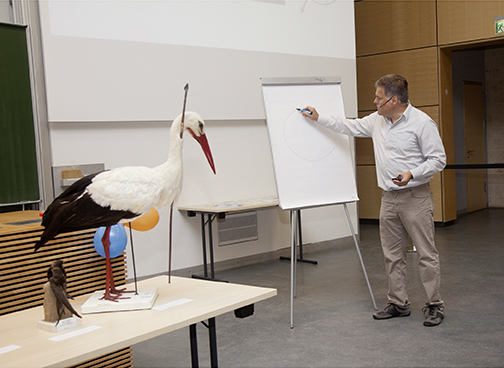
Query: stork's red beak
xmin=194 ymin=133 xmax=216 ymax=174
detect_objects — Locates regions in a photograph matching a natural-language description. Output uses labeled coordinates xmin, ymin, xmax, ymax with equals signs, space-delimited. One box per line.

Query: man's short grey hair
xmin=375 ymin=74 xmax=409 ymax=104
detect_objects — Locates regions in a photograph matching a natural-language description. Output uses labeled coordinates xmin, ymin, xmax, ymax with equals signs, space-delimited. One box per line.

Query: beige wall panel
xmin=355 ymin=0 xmax=437 ymax=56
xmin=356 ymin=137 xmax=374 ymax=165
xmin=414 ymin=106 xmax=450 ymax=222
xmin=359 ymin=106 xmax=439 ymax=124
xmin=438 ymin=1 xmax=504 ymax=45
xmin=357 ymin=47 xmax=439 ymax=111
xmin=439 ymin=47 xmax=457 ymax=222
xmin=416 ymin=105 xmax=455 ymax=221
xmin=357 ymin=167 xmax=443 ymax=222
xmin=418 ymin=106 xmax=440 ymax=126
xmin=431 ymin=172 xmax=443 ymax=222
xmin=356 ymin=165 xmax=381 ymax=219
xmin=355 ymin=106 xmax=445 ymax=221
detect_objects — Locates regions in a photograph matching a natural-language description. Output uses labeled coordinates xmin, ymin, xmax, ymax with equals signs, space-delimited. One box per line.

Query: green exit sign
xmin=496 ymin=16 xmax=504 ymax=34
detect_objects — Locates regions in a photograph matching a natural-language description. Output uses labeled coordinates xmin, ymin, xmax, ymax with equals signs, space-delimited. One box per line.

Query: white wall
xmin=49 ymin=118 xmax=358 ymax=277
xmin=0 ymin=2 xmax=11 ymax=23
xmin=37 ymin=0 xmax=358 ymax=122
xmin=42 ymin=0 xmax=359 ymax=278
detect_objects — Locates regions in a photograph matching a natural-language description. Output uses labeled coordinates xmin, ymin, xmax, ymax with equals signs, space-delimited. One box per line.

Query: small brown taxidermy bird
xmin=47 ymin=260 xmax=81 ymax=322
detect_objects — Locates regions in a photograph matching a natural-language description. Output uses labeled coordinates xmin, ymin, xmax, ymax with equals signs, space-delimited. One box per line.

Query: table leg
xmin=207 ymin=214 xmax=215 ymax=280
xmin=189 ymin=324 xmax=199 ymax=368
xmin=200 ymin=214 xmax=208 ymax=279
xmin=208 ymin=317 xmax=218 ymax=368
xmin=191 ymin=213 xmax=226 ymax=282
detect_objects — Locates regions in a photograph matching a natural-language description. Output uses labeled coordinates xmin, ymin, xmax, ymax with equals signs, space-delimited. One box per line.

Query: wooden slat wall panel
xmin=355 ymin=0 xmax=437 ymax=57
xmin=438 ymin=0 xmax=504 ymax=46
xmin=70 ymin=347 xmax=133 ymax=368
xmin=0 ymin=226 xmax=127 ymax=315
xmin=0 ymin=211 xmax=132 ymax=368
xmin=356 ymin=47 xmax=439 ymax=111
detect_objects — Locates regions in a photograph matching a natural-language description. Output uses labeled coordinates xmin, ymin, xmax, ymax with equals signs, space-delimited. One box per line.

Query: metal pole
xmin=208 ymin=214 xmax=215 ymax=280
xmin=127 ymin=224 xmax=138 ymax=294
xmin=290 ymin=210 xmax=298 ymax=328
xmin=201 ymin=214 xmax=208 ymax=279
xmin=343 ymin=203 xmax=377 ymax=310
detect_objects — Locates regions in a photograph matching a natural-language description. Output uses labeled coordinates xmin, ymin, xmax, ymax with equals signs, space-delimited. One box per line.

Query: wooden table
xmin=178 ymin=197 xmax=279 ymax=280
xmin=0 ymin=276 xmax=277 ymax=368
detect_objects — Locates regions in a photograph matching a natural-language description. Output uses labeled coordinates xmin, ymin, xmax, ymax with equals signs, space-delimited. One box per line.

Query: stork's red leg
xmin=99 ymin=226 xmax=132 ymax=301
xmin=169 ymin=203 xmax=173 ymax=283
xmin=109 ymin=273 xmax=134 ymax=296
xmin=99 ymin=226 xmax=117 ymax=301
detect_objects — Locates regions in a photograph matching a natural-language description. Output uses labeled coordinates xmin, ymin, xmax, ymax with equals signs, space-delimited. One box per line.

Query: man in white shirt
xmin=301 ymin=74 xmax=446 ymax=326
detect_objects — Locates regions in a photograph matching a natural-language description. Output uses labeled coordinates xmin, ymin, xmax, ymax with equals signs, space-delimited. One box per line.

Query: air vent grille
xmin=218 ymin=211 xmax=258 ymax=246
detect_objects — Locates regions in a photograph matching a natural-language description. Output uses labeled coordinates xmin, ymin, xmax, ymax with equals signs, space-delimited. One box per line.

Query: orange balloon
xmin=124 ymin=207 xmax=159 ymax=231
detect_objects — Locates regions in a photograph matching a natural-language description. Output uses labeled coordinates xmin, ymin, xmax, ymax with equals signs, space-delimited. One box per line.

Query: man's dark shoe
xmin=423 ymin=305 xmax=444 ymax=326
xmin=373 ymin=303 xmax=410 ymax=320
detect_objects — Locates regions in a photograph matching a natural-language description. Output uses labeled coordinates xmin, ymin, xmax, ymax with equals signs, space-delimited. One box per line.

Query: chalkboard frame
xmin=0 ymin=23 xmax=40 ymax=206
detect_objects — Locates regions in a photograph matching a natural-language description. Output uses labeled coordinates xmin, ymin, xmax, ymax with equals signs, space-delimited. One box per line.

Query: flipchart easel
xmin=261 ymin=76 xmax=377 ymax=327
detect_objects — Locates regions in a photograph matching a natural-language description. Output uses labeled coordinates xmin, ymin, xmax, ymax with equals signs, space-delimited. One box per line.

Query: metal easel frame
xmin=289 ymin=203 xmax=377 ymax=328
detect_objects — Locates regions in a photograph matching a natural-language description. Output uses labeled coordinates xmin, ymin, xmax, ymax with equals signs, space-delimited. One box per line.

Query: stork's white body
xmin=35 ymin=111 xmax=215 ymax=300
xmin=35 ymin=109 xmax=215 ymax=300
xmin=87 ymin=119 xmax=184 ymax=217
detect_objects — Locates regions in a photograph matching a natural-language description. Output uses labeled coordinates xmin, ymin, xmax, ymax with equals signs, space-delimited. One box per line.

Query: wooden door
xmin=464 ymin=82 xmax=486 ymax=213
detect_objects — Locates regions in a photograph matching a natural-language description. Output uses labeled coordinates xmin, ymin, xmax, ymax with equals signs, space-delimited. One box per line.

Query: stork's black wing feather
xmin=35 ymin=171 xmax=138 ymax=251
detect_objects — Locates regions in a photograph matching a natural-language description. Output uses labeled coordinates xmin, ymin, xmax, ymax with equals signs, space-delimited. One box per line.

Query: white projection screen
xmin=37 ymin=0 xmax=357 ymax=122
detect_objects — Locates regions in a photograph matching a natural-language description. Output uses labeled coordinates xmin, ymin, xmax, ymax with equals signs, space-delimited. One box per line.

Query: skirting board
xmin=132 ymin=236 xmax=353 ymax=281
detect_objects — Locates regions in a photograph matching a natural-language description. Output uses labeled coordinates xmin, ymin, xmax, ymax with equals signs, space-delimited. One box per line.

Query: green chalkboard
xmin=0 ymin=23 xmax=39 ymax=205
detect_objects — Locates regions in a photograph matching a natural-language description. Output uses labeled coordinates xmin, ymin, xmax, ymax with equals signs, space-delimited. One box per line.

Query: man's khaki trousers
xmin=379 ymin=183 xmax=444 ymax=309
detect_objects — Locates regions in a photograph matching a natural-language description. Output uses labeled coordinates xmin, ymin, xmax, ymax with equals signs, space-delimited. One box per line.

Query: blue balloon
xmin=93 ymin=224 xmax=127 ymax=258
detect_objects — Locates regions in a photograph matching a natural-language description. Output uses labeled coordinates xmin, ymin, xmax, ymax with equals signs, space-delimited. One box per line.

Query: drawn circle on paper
xmin=283 ymin=110 xmax=336 ymax=161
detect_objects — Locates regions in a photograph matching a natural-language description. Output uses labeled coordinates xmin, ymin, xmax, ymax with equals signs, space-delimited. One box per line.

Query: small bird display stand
xmin=38 ymin=281 xmax=81 ymax=333
xmin=38 ymin=261 xmax=82 ymax=333
xmin=38 ymin=317 xmax=81 ymax=333
xmin=81 ymin=287 xmax=158 ymax=314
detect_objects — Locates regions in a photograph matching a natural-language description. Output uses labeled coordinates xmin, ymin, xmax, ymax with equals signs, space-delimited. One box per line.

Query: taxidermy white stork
xmin=34 ymin=110 xmax=216 ymax=301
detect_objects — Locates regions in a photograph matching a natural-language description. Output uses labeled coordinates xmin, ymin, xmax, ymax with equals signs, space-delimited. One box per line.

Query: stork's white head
xmin=176 ymin=111 xmax=216 ymax=174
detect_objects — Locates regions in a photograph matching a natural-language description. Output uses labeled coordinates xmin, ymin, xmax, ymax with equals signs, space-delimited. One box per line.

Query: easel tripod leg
xmin=290 ymin=210 xmax=298 ymax=328
xmin=279 ymin=210 xmax=317 ymax=264
xmin=343 ymin=203 xmax=377 ymax=310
